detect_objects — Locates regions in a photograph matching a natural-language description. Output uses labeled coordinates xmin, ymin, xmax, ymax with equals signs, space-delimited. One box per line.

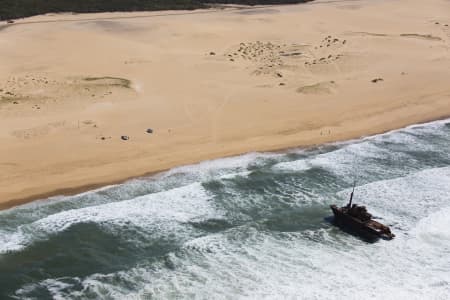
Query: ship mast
xmin=348 ymin=181 xmax=356 ymax=208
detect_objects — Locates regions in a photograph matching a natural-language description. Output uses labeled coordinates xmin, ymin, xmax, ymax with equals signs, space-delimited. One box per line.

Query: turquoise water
xmin=1 ymin=119 xmax=450 ymax=299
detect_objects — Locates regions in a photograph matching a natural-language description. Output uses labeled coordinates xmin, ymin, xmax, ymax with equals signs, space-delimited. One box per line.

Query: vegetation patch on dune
xmin=82 ymin=76 xmax=132 ymax=89
xmin=0 ymin=74 xmax=135 ymax=113
xmin=0 ymin=0 xmax=314 ymax=20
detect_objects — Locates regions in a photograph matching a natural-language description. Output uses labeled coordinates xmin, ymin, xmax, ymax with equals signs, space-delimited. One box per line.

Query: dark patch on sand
xmin=350 ymin=32 xmax=388 ymax=37
xmin=296 ymin=81 xmax=336 ymax=95
xmin=400 ymin=34 xmax=442 ymax=41
xmin=83 ymin=77 xmax=132 ymax=88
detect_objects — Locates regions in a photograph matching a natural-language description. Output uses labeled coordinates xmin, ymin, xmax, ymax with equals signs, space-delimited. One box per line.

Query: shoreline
xmin=1 ymin=0 xmax=450 ymax=210
xmin=2 ymin=114 xmax=450 ymax=211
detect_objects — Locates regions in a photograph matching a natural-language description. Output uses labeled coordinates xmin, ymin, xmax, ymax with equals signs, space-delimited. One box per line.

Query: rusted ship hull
xmin=330 ymin=205 xmax=394 ymax=240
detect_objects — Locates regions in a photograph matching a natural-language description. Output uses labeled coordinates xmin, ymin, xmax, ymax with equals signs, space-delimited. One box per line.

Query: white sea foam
xmin=412 ymin=206 xmax=450 ymax=249
xmin=0 ymin=153 xmax=272 ymax=254
xmin=0 ymin=229 xmax=28 ymax=254
xmin=163 ymin=151 xmax=281 ymax=179
xmin=285 ymin=118 xmax=448 ymax=174
xmin=0 ymin=183 xmax=221 ymax=254
xmin=338 ymin=166 xmax=450 ymax=231
xmin=37 ymin=165 xmax=450 ymax=300
xmin=273 ymin=136 xmax=410 ymax=175
xmin=272 ymin=158 xmax=313 ymax=172
xmin=361 ymin=117 xmax=450 ymax=141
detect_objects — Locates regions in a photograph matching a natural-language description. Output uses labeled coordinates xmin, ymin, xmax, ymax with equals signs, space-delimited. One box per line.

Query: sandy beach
xmin=0 ymin=0 xmax=449 ymax=209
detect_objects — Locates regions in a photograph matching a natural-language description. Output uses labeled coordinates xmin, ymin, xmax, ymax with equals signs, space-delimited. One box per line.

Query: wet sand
xmin=0 ymin=0 xmax=449 ymax=209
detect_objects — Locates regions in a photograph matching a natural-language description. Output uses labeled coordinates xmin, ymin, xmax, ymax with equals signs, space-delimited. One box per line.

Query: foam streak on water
xmin=1 ymin=119 xmax=450 ymax=299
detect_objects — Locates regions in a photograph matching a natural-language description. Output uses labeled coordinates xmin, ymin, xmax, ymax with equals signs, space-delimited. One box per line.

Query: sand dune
xmin=0 ymin=0 xmax=449 ymax=209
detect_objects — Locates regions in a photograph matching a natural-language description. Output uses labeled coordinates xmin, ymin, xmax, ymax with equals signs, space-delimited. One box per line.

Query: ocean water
xmin=1 ymin=119 xmax=450 ymax=300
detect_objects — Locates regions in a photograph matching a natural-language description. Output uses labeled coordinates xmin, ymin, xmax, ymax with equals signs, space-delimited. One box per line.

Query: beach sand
xmin=0 ymin=0 xmax=449 ymax=209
